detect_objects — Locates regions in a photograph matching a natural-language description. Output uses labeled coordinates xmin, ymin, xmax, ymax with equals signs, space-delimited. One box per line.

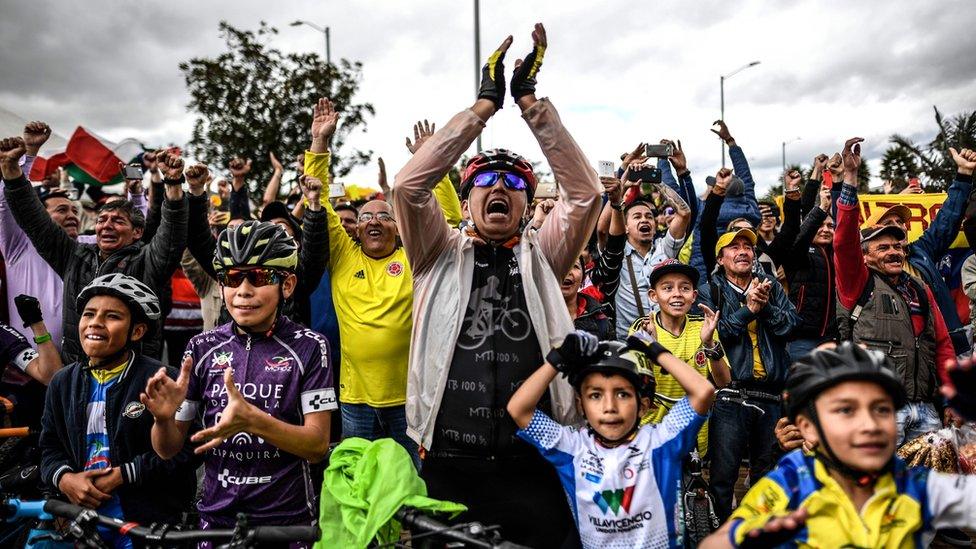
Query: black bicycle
xmin=4 ymin=498 xmax=320 ymax=549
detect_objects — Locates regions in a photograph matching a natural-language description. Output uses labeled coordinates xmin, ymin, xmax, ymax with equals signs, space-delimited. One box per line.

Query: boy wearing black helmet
xmin=507 ymin=330 xmax=714 ymax=548
xmin=39 ymin=274 xmax=197 ymax=548
xmin=701 ymin=342 xmax=976 ymax=548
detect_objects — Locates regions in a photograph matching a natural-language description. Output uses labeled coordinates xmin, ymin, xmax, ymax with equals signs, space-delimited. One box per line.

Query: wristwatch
xmin=610 ymin=201 xmax=624 ymax=211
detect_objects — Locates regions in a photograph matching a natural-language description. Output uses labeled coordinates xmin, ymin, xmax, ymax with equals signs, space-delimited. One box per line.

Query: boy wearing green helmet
xmin=507 ymin=330 xmax=714 ymax=548
xmin=142 ymin=221 xmax=337 ymax=542
xmin=702 ymin=343 xmax=976 ymax=548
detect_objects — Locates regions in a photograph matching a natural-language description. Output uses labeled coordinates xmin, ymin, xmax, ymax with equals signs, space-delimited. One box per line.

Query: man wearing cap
xmin=698 ymin=217 xmax=798 ymax=522
xmin=860 ymin=148 xmax=976 ymax=356
xmin=834 ymin=137 xmax=955 ymax=446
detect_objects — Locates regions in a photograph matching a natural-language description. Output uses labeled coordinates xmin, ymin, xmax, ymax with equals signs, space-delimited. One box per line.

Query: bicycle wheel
xmin=684 ymin=493 xmax=718 ymax=546
xmin=500 ymin=309 xmax=531 ymax=341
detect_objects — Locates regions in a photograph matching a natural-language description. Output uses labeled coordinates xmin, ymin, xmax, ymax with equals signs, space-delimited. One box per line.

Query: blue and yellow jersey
xmin=729 ymin=450 xmax=957 ymax=548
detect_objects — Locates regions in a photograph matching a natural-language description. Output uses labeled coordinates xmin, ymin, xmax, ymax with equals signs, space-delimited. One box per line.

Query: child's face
xmin=79 ymin=295 xmax=145 ymax=359
xmin=221 ymin=269 xmax=297 ymax=332
xmin=648 ymin=273 xmax=696 ymax=317
xmin=579 ymin=373 xmax=646 ymax=443
xmin=796 ymin=381 xmax=897 ymax=474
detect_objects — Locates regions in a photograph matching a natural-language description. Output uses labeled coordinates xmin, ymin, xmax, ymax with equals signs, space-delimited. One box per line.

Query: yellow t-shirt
xmin=629 ymin=314 xmax=714 ymax=455
xmin=305 ymin=151 xmax=414 ymax=406
xmin=89 ymin=360 xmax=128 ymax=383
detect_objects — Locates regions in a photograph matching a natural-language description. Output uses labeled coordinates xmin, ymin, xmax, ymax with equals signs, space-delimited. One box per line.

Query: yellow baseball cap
xmin=864 ymin=204 xmax=911 ymax=227
xmin=714 ymin=228 xmax=758 ymax=256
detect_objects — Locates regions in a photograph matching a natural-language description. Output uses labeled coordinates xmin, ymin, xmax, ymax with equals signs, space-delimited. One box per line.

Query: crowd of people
xmin=2 ymin=21 xmax=976 ymax=548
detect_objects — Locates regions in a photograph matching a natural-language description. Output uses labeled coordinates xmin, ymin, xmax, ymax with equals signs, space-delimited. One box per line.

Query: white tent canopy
xmin=0 ymin=105 xmax=69 ymax=154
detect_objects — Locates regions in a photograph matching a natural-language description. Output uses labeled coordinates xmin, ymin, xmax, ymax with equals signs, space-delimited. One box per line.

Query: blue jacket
xmin=698 ymin=270 xmax=799 ymax=391
xmin=905 ymin=174 xmax=972 ymax=354
xmin=690 ymin=145 xmax=762 ymax=281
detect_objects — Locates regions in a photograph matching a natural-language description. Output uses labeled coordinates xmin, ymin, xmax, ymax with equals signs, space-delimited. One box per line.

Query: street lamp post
xmin=782 ymin=137 xmax=801 ymax=174
xmin=474 ymin=0 xmax=482 ymax=152
xmin=290 ymin=20 xmax=331 ymax=65
xmin=719 ymin=60 xmax=760 ymax=167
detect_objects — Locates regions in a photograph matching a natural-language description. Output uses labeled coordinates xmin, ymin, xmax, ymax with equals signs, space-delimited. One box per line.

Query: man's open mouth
xmin=486 ymin=198 xmax=510 ymax=216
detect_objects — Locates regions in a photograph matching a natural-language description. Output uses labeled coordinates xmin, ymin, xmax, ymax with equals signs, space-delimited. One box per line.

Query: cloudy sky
xmin=2 ymin=0 xmax=974 ymax=195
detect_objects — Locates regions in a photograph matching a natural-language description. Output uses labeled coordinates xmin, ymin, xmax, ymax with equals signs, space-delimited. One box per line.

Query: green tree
xmin=886 ymin=107 xmax=976 ymax=191
xmin=180 ymin=21 xmax=374 ymax=202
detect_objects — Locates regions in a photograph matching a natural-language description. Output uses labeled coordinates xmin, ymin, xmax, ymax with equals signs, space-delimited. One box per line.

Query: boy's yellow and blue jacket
xmin=730 ymin=449 xmax=940 ymax=548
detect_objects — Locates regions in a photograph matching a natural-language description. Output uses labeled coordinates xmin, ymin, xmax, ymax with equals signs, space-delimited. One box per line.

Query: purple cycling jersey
xmin=0 ymin=321 xmax=37 ymax=374
xmin=176 ymin=317 xmax=337 ymax=523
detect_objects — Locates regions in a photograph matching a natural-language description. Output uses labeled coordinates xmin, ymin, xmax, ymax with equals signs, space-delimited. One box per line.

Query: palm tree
xmin=887 ymin=107 xmax=976 ymax=191
xmin=880 ymin=147 xmax=920 ymax=193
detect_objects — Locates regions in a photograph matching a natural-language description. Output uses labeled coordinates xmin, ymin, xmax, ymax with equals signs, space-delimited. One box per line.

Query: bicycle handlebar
xmin=42 ymin=500 xmax=320 ymax=543
xmin=394 ymin=507 xmax=530 ymax=549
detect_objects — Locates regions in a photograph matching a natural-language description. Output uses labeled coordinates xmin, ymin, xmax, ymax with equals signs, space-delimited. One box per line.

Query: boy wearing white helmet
xmin=39 ymin=274 xmax=198 ymax=549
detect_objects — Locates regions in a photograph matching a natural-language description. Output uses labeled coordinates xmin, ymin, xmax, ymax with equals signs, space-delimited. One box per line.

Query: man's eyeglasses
xmin=358 ymin=212 xmax=395 ymax=223
xmin=218 ymin=268 xmax=285 ymax=288
xmin=471 ymin=171 xmax=528 ymax=192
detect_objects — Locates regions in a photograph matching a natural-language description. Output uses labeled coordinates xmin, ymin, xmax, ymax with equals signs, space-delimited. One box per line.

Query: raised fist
xmin=228 ymin=157 xmax=252 ymax=178
xmin=0 ymin=137 xmax=26 ymax=165
xmin=949 ymin=147 xmax=976 ymax=176
xmin=161 ymin=154 xmax=185 ymax=181
xmin=185 ymin=164 xmax=210 ymax=189
xmin=842 ymin=137 xmax=864 ymax=175
xmin=23 ymin=121 xmax=52 ymax=153
xmin=713 ymin=167 xmax=733 ymax=195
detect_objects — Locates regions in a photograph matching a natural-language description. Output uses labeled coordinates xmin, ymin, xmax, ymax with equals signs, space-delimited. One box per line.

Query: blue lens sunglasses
xmin=471 ymin=171 xmax=529 ymax=192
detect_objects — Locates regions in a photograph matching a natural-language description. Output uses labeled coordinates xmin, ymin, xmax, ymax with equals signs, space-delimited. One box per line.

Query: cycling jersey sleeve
xmin=175 ymin=340 xmax=203 ymax=422
xmin=297 ymin=331 xmax=338 ymax=415
xmin=517 ymin=409 xmax=581 ymax=457
xmin=728 ymin=475 xmax=792 ymax=546
xmin=927 ymin=471 xmax=976 ymax=531
xmin=0 ymin=322 xmax=37 ymax=373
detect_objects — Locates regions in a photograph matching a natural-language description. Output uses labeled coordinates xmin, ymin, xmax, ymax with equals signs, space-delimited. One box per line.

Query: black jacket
xmin=573 ymin=292 xmax=613 ymax=340
xmin=4 ymin=174 xmax=188 ymax=363
xmin=782 ymin=205 xmax=838 ymax=342
xmin=40 ymin=353 xmax=198 ymax=525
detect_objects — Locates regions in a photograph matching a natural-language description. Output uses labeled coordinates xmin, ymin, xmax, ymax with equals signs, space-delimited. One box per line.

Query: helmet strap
xmin=587 ymin=416 xmax=641 ymax=448
xmin=806 ymin=403 xmax=888 ymax=488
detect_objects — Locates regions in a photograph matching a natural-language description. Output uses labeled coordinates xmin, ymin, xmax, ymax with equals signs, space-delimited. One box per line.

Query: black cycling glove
xmin=14 ymin=295 xmax=43 ymax=327
xmin=546 ymin=330 xmax=599 ymax=376
xmin=510 ymin=41 xmax=545 ymax=100
xmin=478 ymin=47 xmax=508 ymax=110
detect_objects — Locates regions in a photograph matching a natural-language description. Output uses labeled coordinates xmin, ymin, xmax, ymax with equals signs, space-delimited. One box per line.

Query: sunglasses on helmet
xmin=471 ymin=171 xmax=528 ymax=192
xmin=218 ymin=268 xmax=285 ymax=288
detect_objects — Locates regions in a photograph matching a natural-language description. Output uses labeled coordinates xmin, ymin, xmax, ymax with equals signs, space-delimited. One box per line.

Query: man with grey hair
xmin=0 ymin=136 xmax=187 ymax=363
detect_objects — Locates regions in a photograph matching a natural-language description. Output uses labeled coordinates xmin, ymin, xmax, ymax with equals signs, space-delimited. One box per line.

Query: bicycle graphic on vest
xmin=457 ymin=275 xmax=532 ymax=350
